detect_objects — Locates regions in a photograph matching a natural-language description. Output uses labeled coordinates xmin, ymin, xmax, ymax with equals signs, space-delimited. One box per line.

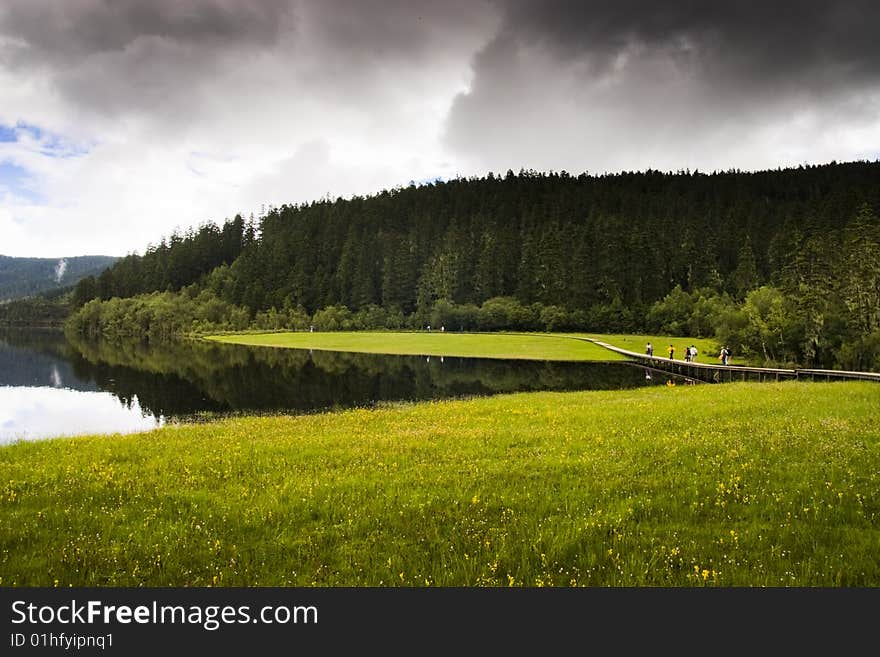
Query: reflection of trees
xmin=1 ymin=328 xmax=70 ymax=355
xmin=0 ymin=329 xmax=98 ymax=390
xmin=421 ymin=357 xmax=670 ymax=393
xmin=57 ymin=333 xmax=670 ymax=421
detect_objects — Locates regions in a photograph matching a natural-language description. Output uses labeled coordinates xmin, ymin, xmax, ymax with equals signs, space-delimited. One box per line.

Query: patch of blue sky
xmin=0 ymin=161 xmax=45 ymax=204
xmin=39 ymin=136 xmax=91 ymax=158
xmin=407 ymin=175 xmax=445 ymax=187
xmin=0 ymin=121 xmax=91 ymax=158
xmin=15 ymin=121 xmax=43 ymax=140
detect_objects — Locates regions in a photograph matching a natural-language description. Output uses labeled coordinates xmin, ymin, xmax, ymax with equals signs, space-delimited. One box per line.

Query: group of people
xmin=645 ymin=341 xmax=730 ymax=365
xmin=646 ymin=342 xmax=698 ymax=361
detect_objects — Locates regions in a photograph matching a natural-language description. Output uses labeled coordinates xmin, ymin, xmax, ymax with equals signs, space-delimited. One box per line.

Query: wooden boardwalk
xmin=578 ymin=338 xmax=880 ymax=384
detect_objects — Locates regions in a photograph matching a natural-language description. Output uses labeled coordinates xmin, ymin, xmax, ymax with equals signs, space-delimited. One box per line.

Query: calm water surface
xmin=0 ymin=329 xmax=674 ymax=443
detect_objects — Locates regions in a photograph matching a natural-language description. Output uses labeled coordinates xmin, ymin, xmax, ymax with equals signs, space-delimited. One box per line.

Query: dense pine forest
xmin=66 ymin=161 xmax=880 ymax=370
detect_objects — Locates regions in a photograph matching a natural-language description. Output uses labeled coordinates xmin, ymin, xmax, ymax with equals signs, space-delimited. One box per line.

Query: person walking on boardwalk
xmin=646 ymin=342 xmax=654 ymax=357
xmin=690 ymin=344 xmax=698 ymax=362
xmin=668 ymin=344 xmax=675 ymax=359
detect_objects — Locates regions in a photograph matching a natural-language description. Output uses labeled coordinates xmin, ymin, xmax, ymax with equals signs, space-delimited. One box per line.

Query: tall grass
xmin=1 ymin=382 xmax=878 ymax=586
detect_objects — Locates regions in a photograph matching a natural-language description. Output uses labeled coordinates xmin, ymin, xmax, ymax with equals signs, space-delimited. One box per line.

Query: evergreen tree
xmin=840 ymin=203 xmax=880 ymax=334
xmin=732 ymin=236 xmax=759 ymax=299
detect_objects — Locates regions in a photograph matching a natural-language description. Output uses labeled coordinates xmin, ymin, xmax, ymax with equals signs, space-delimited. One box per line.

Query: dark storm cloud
xmin=0 ymin=0 xmax=289 ymax=61
xmin=0 ymin=0 xmax=491 ymax=123
xmin=0 ymin=0 xmax=297 ymax=122
xmin=299 ymin=0 xmax=492 ymax=62
xmin=0 ymin=0 xmax=485 ymax=65
xmin=3 ymin=0 xmax=877 ymax=143
xmin=446 ymin=0 xmax=880 ymax=172
xmin=494 ymin=0 xmax=880 ymax=90
xmin=0 ymin=1 xmax=499 ymax=257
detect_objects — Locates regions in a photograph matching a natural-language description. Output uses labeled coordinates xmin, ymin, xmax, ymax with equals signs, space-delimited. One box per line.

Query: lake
xmin=0 ymin=329 xmax=675 ymax=443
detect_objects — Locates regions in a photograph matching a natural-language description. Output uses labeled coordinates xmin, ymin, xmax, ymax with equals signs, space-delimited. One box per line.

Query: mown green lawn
xmin=2 ymin=381 xmax=878 ymax=586
xmin=207 ymin=330 xmax=732 ymax=366
xmin=207 ymin=331 xmax=624 ymax=361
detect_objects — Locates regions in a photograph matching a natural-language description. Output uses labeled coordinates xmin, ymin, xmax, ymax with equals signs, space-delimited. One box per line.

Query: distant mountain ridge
xmin=0 ymin=255 xmax=118 ymax=300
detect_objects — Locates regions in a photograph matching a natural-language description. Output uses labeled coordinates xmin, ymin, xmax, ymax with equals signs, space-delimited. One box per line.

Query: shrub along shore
xmin=2 ymin=381 xmax=878 ymax=586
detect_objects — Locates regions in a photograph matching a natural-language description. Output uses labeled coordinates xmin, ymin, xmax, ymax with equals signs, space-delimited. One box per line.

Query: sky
xmin=1 ymin=0 xmax=878 ymax=258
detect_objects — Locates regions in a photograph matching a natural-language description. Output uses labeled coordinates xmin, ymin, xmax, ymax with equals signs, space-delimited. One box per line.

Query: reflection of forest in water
xmin=0 ymin=329 xmax=99 ymax=391
xmin=1 ymin=329 xmax=674 ymax=422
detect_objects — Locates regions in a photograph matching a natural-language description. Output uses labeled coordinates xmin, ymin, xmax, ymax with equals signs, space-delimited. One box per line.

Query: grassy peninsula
xmin=207 ymin=330 xmax=727 ymax=363
xmin=208 ymin=331 xmax=625 ymax=361
xmin=2 ymin=381 xmax=878 ymax=586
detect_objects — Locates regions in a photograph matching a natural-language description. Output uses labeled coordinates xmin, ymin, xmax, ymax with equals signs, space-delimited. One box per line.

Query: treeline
xmin=68 ymin=162 xmax=880 ymax=369
xmin=196 ymin=163 xmax=880 ymax=316
xmin=71 ymin=215 xmax=252 ymax=306
xmin=0 ymin=296 xmax=71 ymax=327
xmin=648 ymin=202 xmax=880 ymax=370
xmin=65 ymin=289 xmax=625 ymax=339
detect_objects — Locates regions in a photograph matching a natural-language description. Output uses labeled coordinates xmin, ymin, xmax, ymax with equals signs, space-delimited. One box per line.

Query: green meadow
xmin=2 ymin=381 xmax=878 ymax=586
xmin=208 ymin=331 xmax=624 ymax=361
xmin=208 ymin=330 xmax=732 ymax=365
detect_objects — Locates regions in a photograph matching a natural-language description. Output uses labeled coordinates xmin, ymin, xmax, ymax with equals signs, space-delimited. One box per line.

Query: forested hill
xmin=69 ymin=161 xmax=880 ymax=370
xmin=0 ymin=255 xmax=117 ymax=301
xmin=81 ymin=161 xmax=878 ymax=314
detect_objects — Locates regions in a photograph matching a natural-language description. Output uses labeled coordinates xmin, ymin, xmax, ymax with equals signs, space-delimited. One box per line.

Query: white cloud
xmin=0 ymin=386 xmax=162 ymax=443
xmin=0 ymin=0 xmax=496 ymax=256
xmin=0 ymin=0 xmax=878 ymax=257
